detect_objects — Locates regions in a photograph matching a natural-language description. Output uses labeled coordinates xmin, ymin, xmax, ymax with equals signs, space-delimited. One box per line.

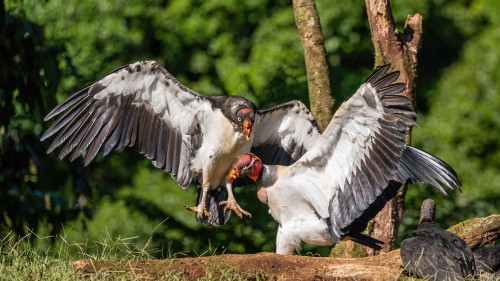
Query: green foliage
xmin=404 ymin=5 xmax=500 ymax=234
xmin=2 ymin=0 xmax=498 ymax=256
xmin=1 ymin=234 xmax=78 ymax=280
xmin=399 ymin=0 xmax=500 ymax=243
xmin=59 ymin=164 xmax=277 ymax=256
xmin=0 ymin=1 xmax=91 ymax=239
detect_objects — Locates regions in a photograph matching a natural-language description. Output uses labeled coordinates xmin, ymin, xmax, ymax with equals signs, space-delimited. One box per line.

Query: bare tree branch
xmin=292 ymin=0 xmax=334 ymax=131
xmin=364 ymin=0 xmax=423 ymax=255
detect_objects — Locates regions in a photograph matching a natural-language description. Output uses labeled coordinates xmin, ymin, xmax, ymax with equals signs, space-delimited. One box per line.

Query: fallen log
xmin=74 ymin=250 xmax=404 ymax=280
xmin=447 ymin=214 xmax=500 ymax=250
xmin=73 ymin=215 xmax=499 ymax=280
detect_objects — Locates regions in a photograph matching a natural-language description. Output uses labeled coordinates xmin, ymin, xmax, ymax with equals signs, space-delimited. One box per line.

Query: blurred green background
xmin=1 ymin=0 xmax=498 ymax=257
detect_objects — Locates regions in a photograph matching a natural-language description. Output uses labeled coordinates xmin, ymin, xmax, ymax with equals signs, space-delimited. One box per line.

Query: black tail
xmin=339 ymin=147 xmax=461 ymax=249
xmin=195 ymin=187 xmax=232 ymax=226
xmin=346 ymin=233 xmax=383 ymax=250
xmin=397 ymin=146 xmax=462 ymax=195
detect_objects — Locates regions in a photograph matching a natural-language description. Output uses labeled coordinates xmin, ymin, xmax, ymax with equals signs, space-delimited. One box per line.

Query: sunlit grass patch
xmin=1 ymin=232 xmax=76 ymax=280
xmin=0 ymin=230 xmax=163 ymax=280
xmin=0 ymin=230 xmax=265 ymax=280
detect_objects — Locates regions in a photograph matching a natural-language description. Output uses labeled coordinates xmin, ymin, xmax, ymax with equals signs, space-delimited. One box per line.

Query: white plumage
xmin=41 ymin=60 xmax=322 ymax=225
xmin=229 ymin=65 xmax=461 ymax=254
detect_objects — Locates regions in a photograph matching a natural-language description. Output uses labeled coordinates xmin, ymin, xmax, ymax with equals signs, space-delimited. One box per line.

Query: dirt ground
xmin=73 ymin=249 xmax=407 ymax=280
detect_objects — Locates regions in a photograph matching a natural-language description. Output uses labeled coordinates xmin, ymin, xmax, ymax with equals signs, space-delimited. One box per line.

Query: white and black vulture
xmin=227 ymin=65 xmax=462 ymax=254
xmin=41 ymin=60 xmax=321 ymax=225
xmin=400 ymin=199 xmax=476 ymax=280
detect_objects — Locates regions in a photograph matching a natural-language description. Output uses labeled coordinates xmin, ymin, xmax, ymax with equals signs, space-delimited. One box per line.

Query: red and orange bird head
xmin=229 ymin=153 xmax=262 ymax=182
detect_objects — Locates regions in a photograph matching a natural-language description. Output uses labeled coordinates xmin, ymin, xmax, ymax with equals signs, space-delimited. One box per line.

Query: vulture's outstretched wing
xmin=41 ymin=60 xmax=213 ymax=188
xmin=288 ymin=65 xmax=461 ymax=243
xmin=252 ymin=100 xmax=321 ymax=165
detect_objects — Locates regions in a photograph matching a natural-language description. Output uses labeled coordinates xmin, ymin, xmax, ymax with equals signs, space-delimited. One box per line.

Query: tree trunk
xmin=364 ymin=0 xmax=423 ymax=255
xmin=292 ymin=0 xmax=334 ymax=131
xmin=293 ymin=0 xmax=424 ymax=256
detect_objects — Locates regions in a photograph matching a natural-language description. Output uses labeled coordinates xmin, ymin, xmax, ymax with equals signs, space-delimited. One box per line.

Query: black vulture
xmin=401 ymin=199 xmax=476 ymax=279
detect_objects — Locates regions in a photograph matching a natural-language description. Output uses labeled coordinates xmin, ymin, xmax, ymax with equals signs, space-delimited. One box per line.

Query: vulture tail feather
xmin=346 ymin=233 xmax=383 ymax=250
xmin=195 ymin=187 xmax=231 ymax=226
xmin=399 ymin=146 xmax=461 ymax=194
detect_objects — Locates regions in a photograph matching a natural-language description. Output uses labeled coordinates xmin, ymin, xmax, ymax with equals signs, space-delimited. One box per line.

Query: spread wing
xmin=287 ymin=65 xmax=461 ymax=242
xmin=41 ymin=60 xmax=214 ymax=188
xmin=252 ymin=100 xmax=321 ymax=165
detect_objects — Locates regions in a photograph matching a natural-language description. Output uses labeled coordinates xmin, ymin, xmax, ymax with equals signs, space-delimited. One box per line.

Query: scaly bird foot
xmin=219 ymin=199 xmax=251 ymax=219
xmin=184 ymin=205 xmax=211 ymax=220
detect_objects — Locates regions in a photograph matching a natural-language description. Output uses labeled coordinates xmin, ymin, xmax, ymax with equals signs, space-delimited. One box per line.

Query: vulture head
xmin=235 ymin=107 xmax=255 ymax=140
xmin=216 ymin=96 xmax=256 ymax=141
xmin=229 ymin=153 xmax=262 ymax=181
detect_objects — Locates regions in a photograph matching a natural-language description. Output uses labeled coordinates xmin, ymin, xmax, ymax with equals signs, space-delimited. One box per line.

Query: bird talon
xmin=203 ymin=210 xmax=212 ymax=217
xmin=184 ymin=205 xmax=211 ymax=218
xmin=219 ymin=200 xmax=251 ymax=219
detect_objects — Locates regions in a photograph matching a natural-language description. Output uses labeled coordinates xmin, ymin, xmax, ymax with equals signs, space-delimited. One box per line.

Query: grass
xmin=0 ymin=230 xmax=158 ymax=280
xmin=1 ymin=232 xmax=78 ymax=280
xmin=0 ymin=230 xmax=264 ymax=281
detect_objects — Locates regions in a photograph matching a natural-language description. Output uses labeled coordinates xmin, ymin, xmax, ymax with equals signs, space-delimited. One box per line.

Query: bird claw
xmin=219 ymin=200 xmax=252 ymax=219
xmin=184 ymin=205 xmax=211 ymax=219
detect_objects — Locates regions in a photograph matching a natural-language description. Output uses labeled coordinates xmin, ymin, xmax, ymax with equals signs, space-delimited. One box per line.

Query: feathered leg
xmin=184 ymin=184 xmax=211 ymax=219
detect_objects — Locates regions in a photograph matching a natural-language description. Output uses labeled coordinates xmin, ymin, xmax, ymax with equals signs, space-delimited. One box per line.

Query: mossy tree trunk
xmin=292 ymin=0 xmax=334 ymax=132
xmin=364 ymin=0 xmax=422 ymax=255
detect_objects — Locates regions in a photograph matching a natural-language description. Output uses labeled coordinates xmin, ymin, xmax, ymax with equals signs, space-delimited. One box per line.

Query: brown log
xmin=74 ymin=216 xmax=498 ymax=280
xmin=447 ymin=214 xmax=500 ymax=250
xmin=364 ymin=0 xmax=423 ymax=255
xmin=74 ymin=250 xmax=404 ymax=280
xmin=292 ymin=0 xmax=334 ymax=131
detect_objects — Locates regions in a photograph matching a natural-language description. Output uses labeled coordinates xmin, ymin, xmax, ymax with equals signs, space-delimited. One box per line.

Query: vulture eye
xmin=237 ymin=117 xmax=242 ymax=122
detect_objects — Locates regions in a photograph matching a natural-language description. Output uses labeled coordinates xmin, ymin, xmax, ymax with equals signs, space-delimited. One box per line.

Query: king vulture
xmin=41 ymin=60 xmax=321 ymax=225
xmin=228 ymin=65 xmax=462 ymax=254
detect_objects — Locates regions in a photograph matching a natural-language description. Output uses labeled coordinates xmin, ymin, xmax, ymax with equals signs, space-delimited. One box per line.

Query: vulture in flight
xmin=228 ymin=65 xmax=462 ymax=254
xmin=401 ymin=199 xmax=476 ymax=279
xmin=41 ymin=60 xmax=321 ymax=225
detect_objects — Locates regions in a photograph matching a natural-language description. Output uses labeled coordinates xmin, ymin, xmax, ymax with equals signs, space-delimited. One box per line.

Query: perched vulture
xmin=401 ymin=199 xmax=476 ymax=279
xmin=41 ymin=60 xmax=321 ymax=225
xmin=228 ymin=65 xmax=462 ymax=254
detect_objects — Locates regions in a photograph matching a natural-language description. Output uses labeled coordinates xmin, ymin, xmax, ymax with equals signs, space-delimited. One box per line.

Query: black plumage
xmin=473 ymin=245 xmax=500 ymax=275
xmin=401 ymin=199 xmax=476 ymax=280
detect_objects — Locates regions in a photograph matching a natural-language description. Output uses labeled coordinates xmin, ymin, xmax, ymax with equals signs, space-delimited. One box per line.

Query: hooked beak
xmin=243 ymin=120 xmax=252 ymax=140
xmin=229 ymin=167 xmax=239 ymax=181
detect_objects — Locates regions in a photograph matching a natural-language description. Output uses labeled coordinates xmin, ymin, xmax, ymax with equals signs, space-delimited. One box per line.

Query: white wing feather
xmin=281 ymin=66 xmax=460 ymax=243
xmin=252 ymin=100 xmax=321 ymax=165
xmin=41 ymin=61 xmax=215 ymax=187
